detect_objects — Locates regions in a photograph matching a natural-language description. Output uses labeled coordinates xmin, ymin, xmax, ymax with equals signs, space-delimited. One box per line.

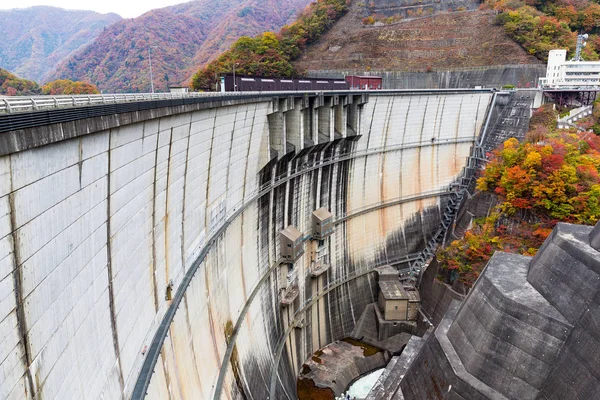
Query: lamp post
xmin=232 ymin=62 xmax=239 ymax=92
xmin=148 ymin=46 xmax=158 ymax=93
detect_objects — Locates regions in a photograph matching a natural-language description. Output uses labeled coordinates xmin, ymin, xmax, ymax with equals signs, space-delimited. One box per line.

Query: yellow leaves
xmin=476 ymin=177 xmax=489 ymax=192
xmin=523 ymin=151 xmax=542 ymax=170
xmin=541 ymin=144 xmax=553 ymax=155
xmin=558 ymin=164 xmax=578 ymax=184
xmin=504 ymin=137 xmax=519 ymax=149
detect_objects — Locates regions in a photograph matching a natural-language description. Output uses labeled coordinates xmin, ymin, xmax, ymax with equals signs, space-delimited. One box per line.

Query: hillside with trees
xmin=191 ymin=0 xmax=350 ymax=91
xmin=49 ymin=0 xmax=312 ymax=93
xmin=484 ymin=0 xmax=600 ymax=61
xmin=0 ymin=68 xmax=40 ymax=96
xmin=291 ymin=0 xmax=600 ymax=73
xmin=41 ymin=80 xmax=99 ymax=95
xmin=0 ymin=6 xmax=121 ymax=83
xmin=437 ymin=102 xmax=600 ymax=289
xmin=0 ymin=68 xmax=101 ymax=96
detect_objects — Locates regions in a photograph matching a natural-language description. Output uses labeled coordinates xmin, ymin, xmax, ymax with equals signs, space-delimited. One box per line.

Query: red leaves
xmin=541 ymin=154 xmax=565 ymax=173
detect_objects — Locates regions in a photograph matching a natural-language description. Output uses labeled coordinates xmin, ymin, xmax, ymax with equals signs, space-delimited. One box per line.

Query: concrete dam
xmin=0 ymin=89 xmax=496 ymax=400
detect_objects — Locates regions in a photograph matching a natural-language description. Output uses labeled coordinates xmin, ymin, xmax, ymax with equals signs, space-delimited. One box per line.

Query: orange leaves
xmin=533 ymin=227 xmax=552 ymax=239
xmin=41 ymin=79 xmax=99 ymax=95
xmin=439 ymin=122 xmax=600 ymax=288
xmin=480 ymin=129 xmax=600 ymax=222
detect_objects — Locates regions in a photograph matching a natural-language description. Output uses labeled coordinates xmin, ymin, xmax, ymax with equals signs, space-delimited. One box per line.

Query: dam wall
xmin=0 ymin=90 xmax=492 ymax=400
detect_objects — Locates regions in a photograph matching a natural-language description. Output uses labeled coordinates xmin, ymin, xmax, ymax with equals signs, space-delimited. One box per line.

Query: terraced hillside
xmin=294 ymin=3 xmax=541 ymax=73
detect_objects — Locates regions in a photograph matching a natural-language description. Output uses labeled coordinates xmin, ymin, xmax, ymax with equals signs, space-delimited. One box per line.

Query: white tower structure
xmin=539 ymin=48 xmax=600 ymax=88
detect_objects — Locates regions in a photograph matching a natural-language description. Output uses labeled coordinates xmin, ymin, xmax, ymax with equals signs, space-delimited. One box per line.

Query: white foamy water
xmin=336 ymin=368 xmax=385 ymax=400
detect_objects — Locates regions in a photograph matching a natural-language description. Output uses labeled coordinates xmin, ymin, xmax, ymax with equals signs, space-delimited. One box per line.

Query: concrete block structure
xmin=280 ymin=225 xmax=305 ymax=262
xmin=379 ymin=221 xmax=600 ymax=399
xmin=378 ymin=281 xmax=420 ymax=321
xmin=312 ymin=207 xmax=333 ymax=239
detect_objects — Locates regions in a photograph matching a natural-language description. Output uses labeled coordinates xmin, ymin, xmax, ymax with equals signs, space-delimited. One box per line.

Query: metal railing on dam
xmin=0 ymin=89 xmax=492 ymax=133
xmin=0 ymin=89 xmax=493 ymax=114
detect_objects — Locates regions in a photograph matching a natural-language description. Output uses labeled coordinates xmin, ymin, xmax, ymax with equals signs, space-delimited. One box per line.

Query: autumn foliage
xmin=437 ymin=212 xmax=551 ymax=286
xmin=41 ymin=80 xmax=100 ymax=95
xmin=438 ymin=108 xmax=600 ymax=288
xmin=191 ymin=0 xmax=350 ymax=91
xmin=477 ymin=133 xmax=600 ymax=223
xmin=0 ymin=68 xmax=40 ymax=96
xmin=483 ymin=0 xmax=600 ymax=61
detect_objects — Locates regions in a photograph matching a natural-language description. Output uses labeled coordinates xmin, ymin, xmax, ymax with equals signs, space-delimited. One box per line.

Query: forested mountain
xmin=49 ymin=0 xmax=312 ymax=93
xmin=191 ymin=0 xmax=350 ymax=91
xmin=0 ymin=68 xmax=40 ymax=95
xmin=0 ymin=6 xmax=121 ymax=83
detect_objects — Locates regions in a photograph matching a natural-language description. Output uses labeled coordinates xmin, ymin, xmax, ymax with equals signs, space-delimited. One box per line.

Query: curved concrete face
xmin=0 ymin=91 xmax=492 ymax=400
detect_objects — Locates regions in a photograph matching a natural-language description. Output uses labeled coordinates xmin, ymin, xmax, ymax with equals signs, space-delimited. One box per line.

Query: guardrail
xmin=0 ymin=88 xmax=493 ymax=115
xmin=0 ymin=92 xmax=264 ymax=114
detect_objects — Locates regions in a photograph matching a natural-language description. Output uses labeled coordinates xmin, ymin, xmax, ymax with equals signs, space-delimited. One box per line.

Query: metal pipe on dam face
xmin=0 ymin=90 xmax=493 ymax=400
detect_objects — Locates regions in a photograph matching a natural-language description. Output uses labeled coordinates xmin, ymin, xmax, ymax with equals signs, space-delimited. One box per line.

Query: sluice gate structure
xmin=0 ymin=89 xmax=498 ymax=400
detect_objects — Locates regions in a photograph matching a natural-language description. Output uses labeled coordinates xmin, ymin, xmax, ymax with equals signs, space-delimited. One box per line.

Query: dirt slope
xmin=294 ymin=2 xmax=541 ymax=73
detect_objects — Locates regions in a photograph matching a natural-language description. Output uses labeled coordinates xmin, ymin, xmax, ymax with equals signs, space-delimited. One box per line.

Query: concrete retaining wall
xmin=367 ymin=0 xmax=480 ymax=19
xmin=0 ymin=91 xmax=492 ymax=400
xmin=396 ymin=222 xmax=600 ymax=400
xmin=309 ymin=65 xmax=546 ymax=90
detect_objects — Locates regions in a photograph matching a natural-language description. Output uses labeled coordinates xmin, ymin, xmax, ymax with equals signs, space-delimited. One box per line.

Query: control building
xmin=539 ymin=49 xmax=600 ymax=88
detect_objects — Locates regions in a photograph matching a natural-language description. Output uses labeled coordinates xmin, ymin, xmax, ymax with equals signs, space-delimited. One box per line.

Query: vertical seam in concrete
xmin=454 ymin=98 xmax=464 ymax=174
xmin=224 ymin=108 xmax=239 ymax=214
xmin=204 ymin=111 xmax=218 ymax=229
xmin=398 ymin=97 xmax=411 ymax=236
xmin=379 ymin=96 xmax=394 ymax=236
xmin=416 ymin=97 xmax=429 ymax=225
xmin=365 ymin=96 xmax=378 ymax=149
xmin=432 ymin=97 xmax=443 ymax=191
xmin=160 ymin=348 xmax=174 ymax=400
xmin=151 ymin=120 xmax=160 ymax=312
xmin=242 ymin=106 xmax=256 ymax=201
xmin=183 ymin=294 xmax=204 ymax=395
xmin=316 ymin=277 xmax=321 ymax=349
xmin=7 ymin=156 xmax=36 ymax=398
xmin=180 ymin=114 xmax=193 ymax=273
xmin=164 ymin=127 xmax=174 ymax=288
xmin=78 ymin=137 xmax=83 ymax=188
xmin=106 ymin=129 xmax=126 ymax=393
xmin=239 ymin=107 xmax=255 ymax=309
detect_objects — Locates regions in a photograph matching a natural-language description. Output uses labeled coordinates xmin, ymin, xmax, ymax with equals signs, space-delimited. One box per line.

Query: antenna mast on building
xmin=573 ymin=33 xmax=589 ymax=61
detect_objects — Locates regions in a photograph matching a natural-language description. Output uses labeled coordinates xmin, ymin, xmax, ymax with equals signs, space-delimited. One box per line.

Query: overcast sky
xmin=0 ymin=0 xmax=192 ymax=18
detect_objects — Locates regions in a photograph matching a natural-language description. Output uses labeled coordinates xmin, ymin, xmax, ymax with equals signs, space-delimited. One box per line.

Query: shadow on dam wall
xmin=309 ymin=65 xmax=546 ymax=89
xmin=252 ymin=137 xmax=457 ymax=399
xmin=268 ymin=205 xmax=447 ymax=400
xmin=219 ymin=92 xmax=494 ymax=399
